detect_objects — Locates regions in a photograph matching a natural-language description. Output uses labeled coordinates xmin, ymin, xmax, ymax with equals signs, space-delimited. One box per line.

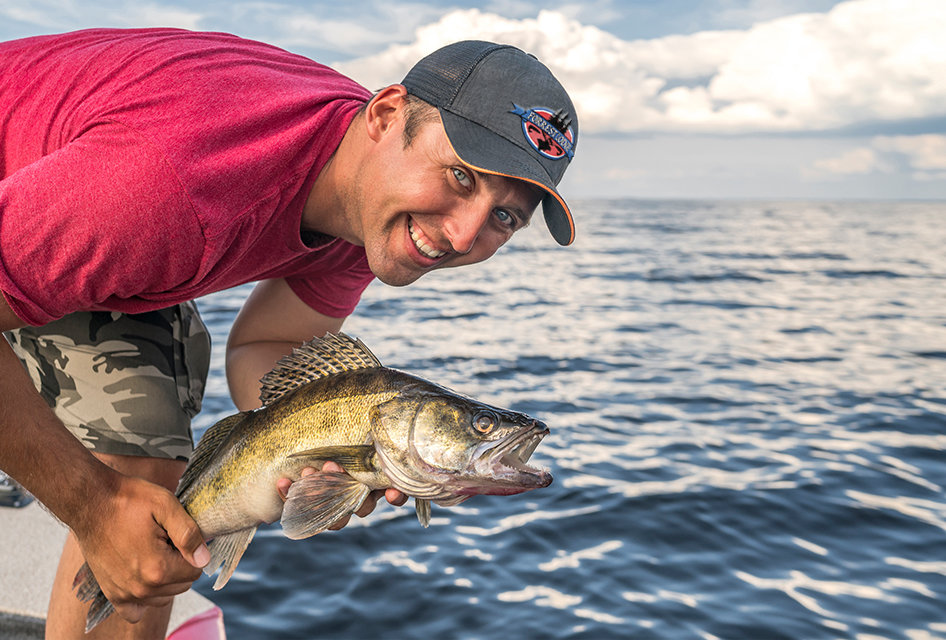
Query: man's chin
xmin=370 ymin=266 xmax=428 ymax=287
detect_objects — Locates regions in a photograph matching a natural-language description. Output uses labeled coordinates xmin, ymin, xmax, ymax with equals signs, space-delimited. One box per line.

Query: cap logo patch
xmin=510 ymin=104 xmax=575 ymax=161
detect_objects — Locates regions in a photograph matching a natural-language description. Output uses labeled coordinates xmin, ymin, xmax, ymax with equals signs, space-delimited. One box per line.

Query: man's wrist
xmin=64 ymin=453 xmax=122 ymax=539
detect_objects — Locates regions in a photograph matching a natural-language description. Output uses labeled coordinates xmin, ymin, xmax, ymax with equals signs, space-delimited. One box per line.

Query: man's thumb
xmin=160 ymin=501 xmax=210 ymax=568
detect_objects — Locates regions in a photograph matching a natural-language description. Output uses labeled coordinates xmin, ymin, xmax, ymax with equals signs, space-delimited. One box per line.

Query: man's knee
xmin=92 ymin=452 xmax=186 ymax=492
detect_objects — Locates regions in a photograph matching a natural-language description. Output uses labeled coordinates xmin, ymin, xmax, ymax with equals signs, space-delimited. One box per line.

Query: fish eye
xmin=472 ymin=411 xmax=497 ymax=434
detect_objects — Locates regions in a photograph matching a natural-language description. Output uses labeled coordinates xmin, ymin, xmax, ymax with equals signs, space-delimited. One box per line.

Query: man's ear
xmin=364 ymin=84 xmax=409 ymax=142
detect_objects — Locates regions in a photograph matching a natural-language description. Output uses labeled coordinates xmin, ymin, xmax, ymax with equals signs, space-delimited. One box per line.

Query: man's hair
xmin=400 ymin=94 xmax=440 ymax=148
xmin=356 ymin=92 xmax=440 ymax=148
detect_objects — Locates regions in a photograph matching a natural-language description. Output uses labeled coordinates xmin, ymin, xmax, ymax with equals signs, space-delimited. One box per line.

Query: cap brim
xmin=439 ymin=111 xmax=575 ymax=246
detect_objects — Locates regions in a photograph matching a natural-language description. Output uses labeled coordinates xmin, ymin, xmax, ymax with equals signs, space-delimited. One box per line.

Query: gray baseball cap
xmin=401 ymin=40 xmax=579 ymax=246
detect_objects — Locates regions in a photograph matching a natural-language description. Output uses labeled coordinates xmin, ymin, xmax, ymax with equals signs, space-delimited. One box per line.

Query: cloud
xmin=809 ymin=134 xmax=946 ymax=181
xmin=225 ymin=2 xmax=448 ymax=56
xmin=4 ymin=0 xmax=942 ymax=140
xmin=873 ymin=135 xmax=946 ymax=171
xmin=335 ymin=0 xmax=946 ymax=135
xmin=0 ymin=0 xmax=205 ymax=32
xmin=811 ymin=147 xmax=891 ymax=175
xmin=0 ymin=1 xmax=453 ymax=56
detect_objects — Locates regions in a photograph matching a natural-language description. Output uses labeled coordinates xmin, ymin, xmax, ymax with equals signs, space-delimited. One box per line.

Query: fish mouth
xmin=468 ymin=423 xmax=553 ymax=495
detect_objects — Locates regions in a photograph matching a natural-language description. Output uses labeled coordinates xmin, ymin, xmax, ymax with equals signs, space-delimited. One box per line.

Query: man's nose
xmin=444 ymin=203 xmax=492 ymax=255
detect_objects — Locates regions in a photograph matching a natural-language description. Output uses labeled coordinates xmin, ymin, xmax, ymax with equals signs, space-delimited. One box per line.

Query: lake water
xmin=192 ymin=200 xmax=946 ymax=640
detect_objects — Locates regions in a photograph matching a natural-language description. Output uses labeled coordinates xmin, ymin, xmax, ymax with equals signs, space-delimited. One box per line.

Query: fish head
xmin=373 ymin=385 xmax=552 ymax=498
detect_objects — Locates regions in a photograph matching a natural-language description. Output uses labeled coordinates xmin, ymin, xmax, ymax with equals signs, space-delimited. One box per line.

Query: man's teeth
xmin=409 ymin=221 xmax=447 ymax=259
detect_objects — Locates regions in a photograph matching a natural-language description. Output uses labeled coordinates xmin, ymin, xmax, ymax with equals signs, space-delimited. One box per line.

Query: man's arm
xmin=0 ymin=297 xmax=209 ymax=623
xmin=226 ymin=278 xmax=345 ymax=411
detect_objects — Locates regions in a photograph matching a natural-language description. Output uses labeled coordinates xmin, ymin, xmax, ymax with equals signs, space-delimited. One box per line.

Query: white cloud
xmin=809 ymin=134 xmax=946 ymax=181
xmin=335 ymin=0 xmax=946 ymax=135
xmin=811 ymin=147 xmax=890 ymax=175
xmin=873 ymin=135 xmax=946 ymax=171
xmin=228 ymin=2 xmax=447 ymax=56
xmin=0 ymin=0 xmax=205 ymax=32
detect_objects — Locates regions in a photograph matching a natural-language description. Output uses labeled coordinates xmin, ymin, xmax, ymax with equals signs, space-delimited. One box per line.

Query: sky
xmin=1 ymin=0 xmax=944 ymax=200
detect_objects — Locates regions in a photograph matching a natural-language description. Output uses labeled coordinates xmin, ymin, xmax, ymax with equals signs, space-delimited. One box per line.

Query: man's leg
xmin=46 ymin=453 xmax=187 ymax=640
xmin=6 ymin=303 xmax=211 ymax=640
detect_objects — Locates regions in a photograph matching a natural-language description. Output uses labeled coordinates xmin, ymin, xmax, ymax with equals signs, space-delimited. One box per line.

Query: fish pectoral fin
xmin=288 ymin=445 xmax=377 ymax=472
xmin=415 ymin=498 xmax=431 ymax=528
xmin=281 ymin=471 xmax=371 ymax=540
xmin=206 ymin=527 xmax=257 ymax=591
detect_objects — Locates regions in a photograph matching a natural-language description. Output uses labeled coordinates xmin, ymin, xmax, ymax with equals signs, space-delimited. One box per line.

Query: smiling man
xmin=0 ymin=30 xmax=577 ymax=639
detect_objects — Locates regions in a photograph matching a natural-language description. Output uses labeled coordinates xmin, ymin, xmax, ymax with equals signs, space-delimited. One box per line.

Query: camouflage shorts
xmin=5 ymin=302 xmax=211 ymax=461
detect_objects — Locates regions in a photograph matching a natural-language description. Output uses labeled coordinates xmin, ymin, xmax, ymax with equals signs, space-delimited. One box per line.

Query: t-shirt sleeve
xmin=0 ymin=122 xmax=204 ymax=325
xmin=284 ymin=242 xmax=375 ymax=319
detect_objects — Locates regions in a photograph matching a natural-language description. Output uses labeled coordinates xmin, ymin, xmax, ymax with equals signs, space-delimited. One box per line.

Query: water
xmin=191 ymin=200 xmax=946 ymax=640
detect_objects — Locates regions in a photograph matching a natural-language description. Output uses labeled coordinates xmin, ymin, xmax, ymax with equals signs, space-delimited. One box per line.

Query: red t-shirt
xmin=0 ymin=28 xmax=375 ymax=326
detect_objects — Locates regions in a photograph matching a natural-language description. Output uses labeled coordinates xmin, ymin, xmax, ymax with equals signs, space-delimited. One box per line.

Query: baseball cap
xmin=401 ymin=41 xmax=579 ymax=246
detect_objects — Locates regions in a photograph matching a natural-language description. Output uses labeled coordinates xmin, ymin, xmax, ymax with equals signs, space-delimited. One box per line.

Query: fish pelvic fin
xmin=177 ymin=412 xmax=247 ymax=498
xmin=73 ymin=562 xmax=115 ymax=632
xmin=288 ymin=445 xmax=378 ymax=473
xmin=415 ymin=498 xmax=431 ymax=528
xmin=280 ymin=471 xmax=371 ymax=540
xmin=206 ymin=527 xmax=257 ymax=590
xmin=259 ymin=332 xmax=382 ymax=405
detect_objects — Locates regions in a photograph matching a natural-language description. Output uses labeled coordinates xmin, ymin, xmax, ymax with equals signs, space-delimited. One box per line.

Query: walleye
xmin=77 ymin=332 xmax=552 ymax=631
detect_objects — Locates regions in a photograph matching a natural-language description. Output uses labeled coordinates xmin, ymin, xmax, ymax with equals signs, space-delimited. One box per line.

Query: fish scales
xmin=182 ymin=377 xmax=402 ymax=530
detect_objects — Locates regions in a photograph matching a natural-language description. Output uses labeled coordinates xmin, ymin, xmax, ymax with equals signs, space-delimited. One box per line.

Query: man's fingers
xmin=112 ymin=593 xmax=174 ymax=623
xmin=155 ymin=496 xmax=209 ymax=570
xmin=353 ymin=491 xmax=381 ymax=518
xmin=114 ymin=602 xmax=147 ymax=624
xmin=386 ymin=488 xmax=408 ymax=506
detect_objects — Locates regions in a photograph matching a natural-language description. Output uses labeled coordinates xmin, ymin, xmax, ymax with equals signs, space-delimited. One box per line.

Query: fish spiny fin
xmin=206 ymin=527 xmax=257 ymax=590
xmin=73 ymin=562 xmax=115 ymax=632
xmin=280 ymin=471 xmax=371 ymax=540
xmin=415 ymin=498 xmax=431 ymax=528
xmin=259 ymin=332 xmax=383 ymax=405
xmin=177 ymin=412 xmax=246 ymax=498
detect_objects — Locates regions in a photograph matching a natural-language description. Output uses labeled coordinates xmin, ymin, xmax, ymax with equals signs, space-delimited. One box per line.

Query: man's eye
xmin=452 ymin=167 xmax=472 ymax=189
xmin=494 ymin=208 xmax=515 ymax=228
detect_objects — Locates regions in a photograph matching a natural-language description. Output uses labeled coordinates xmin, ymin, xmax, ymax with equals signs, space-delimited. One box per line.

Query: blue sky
xmin=2 ymin=0 xmax=943 ymax=200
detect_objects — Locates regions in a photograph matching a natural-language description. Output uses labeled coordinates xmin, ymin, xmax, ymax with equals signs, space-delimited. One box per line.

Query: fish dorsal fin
xmin=259 ymin=332 xmax=383 ymax=406
xmin=177 ymin=412 xmax=245 ymax=498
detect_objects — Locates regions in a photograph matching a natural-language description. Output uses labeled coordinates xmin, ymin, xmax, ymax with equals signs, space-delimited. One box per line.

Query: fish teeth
xmin=494 ymin=433 xmax=543 ymax=472
xmin=409 ymin=220 xmax=447 ymax=259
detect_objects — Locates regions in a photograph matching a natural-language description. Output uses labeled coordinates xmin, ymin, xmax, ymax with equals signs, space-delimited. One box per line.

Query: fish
xmin=77 ymin=332 xmax=552 ymax=631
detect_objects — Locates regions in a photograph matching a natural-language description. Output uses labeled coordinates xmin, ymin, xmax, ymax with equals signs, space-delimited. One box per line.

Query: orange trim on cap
xmin=442 ymin=129 xmax=576 ymax=246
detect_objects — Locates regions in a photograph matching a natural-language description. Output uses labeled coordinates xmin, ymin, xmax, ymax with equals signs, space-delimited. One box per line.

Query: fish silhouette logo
xmin=510 ymin=104 xmax=575 ymax=161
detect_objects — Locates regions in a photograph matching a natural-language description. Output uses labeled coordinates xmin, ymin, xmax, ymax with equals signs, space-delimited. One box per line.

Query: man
xmin=0 ymin=29 xmax=578 ymax=639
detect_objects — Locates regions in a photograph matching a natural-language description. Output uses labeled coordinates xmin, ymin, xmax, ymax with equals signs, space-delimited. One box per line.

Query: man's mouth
xmin=409 ymin=219 xmax=447 ymax=260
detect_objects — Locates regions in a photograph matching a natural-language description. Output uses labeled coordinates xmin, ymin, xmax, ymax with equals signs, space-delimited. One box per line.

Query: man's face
xmin=353 ymin=109 xmax=543 ymax=287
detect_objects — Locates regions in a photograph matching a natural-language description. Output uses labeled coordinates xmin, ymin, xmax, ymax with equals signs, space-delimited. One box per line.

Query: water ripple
xmin=192 ymin=201 xmax=946 ymax=640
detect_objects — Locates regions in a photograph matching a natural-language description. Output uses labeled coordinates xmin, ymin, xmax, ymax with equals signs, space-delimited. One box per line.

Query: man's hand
xmin=276 ymin=462 xmax=408 ymax=531
xmin=72 ymin=473 xmax=210 ymax=623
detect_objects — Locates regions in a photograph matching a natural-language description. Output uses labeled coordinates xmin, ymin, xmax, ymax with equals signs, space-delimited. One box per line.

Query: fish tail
xmin=73 ymin=562 xmax=115 ymax=632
